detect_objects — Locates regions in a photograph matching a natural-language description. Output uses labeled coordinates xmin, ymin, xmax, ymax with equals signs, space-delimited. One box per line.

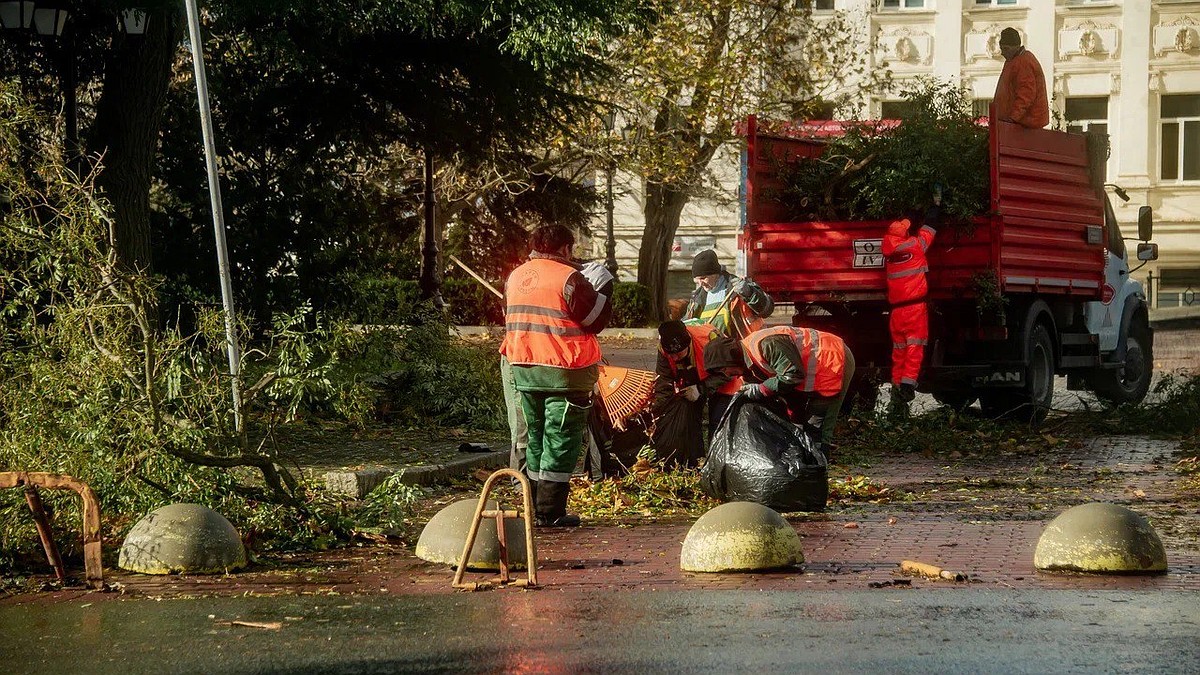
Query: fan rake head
xmin=596 ymin=365 xmax=655 ymax=430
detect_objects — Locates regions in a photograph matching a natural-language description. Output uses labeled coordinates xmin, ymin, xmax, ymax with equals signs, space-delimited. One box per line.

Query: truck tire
xmin=979 ymin=323 xmax=1054 ymax=425
xmin=1089 ymin=317 xmax=1153 ymax=406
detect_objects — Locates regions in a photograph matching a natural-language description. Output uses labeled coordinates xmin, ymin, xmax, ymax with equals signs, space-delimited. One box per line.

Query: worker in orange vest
xmin=883 ymin=195 xmax=940 ymax=407
xmin=652 ymin=320 xmax=743 ymax=467
xmin=994 ymin=27 xmax=1049 ymax=129
xmin=703 ymin=326 xmax=855 ymax=461
xmin=500 ymin=224 xmax=614 ymax=527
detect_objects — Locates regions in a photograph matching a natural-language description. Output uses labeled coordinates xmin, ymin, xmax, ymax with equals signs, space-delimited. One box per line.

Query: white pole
xmin=183 ymin=0 xmax=243 ymax=432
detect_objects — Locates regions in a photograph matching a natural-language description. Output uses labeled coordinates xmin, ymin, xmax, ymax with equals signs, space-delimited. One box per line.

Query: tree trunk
xmin=637 ymin=179 xmax=691 ymax=321
xmin=88 ymin=8 xmax=183 ymax=274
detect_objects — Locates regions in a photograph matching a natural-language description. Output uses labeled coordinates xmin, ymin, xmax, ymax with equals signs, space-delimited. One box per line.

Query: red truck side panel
xmin=741 ymin=116 xmax=1104 ymax=304
xmin=991 ymin=121 xmax=1104 ymax=298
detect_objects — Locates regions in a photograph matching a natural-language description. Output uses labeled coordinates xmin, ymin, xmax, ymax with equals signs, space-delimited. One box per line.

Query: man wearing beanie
xmin=651 ymin=320 xmax=742 ymax=466
xmin=684 ymin=249 xmax=774 ymax=338
xmin=993 ymin=27 xmax=1048 ymax=129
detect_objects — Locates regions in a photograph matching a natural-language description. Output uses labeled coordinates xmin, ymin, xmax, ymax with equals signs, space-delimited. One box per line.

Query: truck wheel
xmin=1012 ymin=322 xmax=1055 ymax=425
xmin=1089 ymin=318 xmax=1153 ymax=406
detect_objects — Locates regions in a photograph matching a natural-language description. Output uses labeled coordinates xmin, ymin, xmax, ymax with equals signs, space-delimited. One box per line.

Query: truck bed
xmin=740 ymin=116 xmax=1105 ymax=303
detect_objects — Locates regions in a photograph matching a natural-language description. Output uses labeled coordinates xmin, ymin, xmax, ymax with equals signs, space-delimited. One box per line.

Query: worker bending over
xmin=652 ymin=320 xmax=742 ymax=467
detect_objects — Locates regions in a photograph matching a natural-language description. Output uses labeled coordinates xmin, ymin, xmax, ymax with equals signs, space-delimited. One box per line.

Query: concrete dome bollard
xmin=680 ymin=501 xmax=803 ymax=573
xmin=1034 ymin=502 xmax=1167 ymax=574
xmin=118 ymin=503 xmax=247 ymax=575
xmin=415 ymin=499 xmax=528 ymax=571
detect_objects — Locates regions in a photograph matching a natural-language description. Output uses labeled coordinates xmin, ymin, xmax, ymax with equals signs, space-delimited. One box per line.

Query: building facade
xmin=598 ymin=0 xmax=1200 ymax=308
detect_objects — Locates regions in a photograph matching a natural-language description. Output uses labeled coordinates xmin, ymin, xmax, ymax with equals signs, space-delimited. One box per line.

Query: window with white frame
xmin=1066 ymin=97 xmax=1109 ymax=179
xmin=881 ymin=0 xmax=925 ymax=9
xmin=1160 ymin=94 xmax=1200 ymax=182
xmin=974 ymin=0 xmax=1018 ymax=6
xmin=800 ymin=0 xmax=835 ymax=9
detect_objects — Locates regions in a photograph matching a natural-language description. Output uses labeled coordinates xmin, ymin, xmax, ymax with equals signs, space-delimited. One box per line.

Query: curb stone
xmin=323 ymin=451 xmax=510 ymax=496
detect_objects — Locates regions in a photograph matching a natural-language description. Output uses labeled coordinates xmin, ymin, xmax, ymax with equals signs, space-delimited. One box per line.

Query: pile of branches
xmin=777 ymin=79 xmax=990 ymax=224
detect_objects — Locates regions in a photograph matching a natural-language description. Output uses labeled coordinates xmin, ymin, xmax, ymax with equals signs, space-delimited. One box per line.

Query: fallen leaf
xmin=843 ymin=522 xmax=859 ymax=529
xmin=887 ymin=517 xmax=898 ymax=525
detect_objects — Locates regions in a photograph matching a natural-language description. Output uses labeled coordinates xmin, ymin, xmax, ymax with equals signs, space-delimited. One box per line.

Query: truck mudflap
xmin=925 ymin=364 xmax=1027 ymax=389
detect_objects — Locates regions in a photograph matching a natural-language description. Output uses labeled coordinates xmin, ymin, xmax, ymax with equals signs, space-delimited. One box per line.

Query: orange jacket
xmin=994 ymin=48 xmax=1049 ymax=129
xmin=501 ymin=258 xmax=603 ymax=369
xmin=658 ymin=323 xmax=743 ymax=396
xmin=742 ymin=326 xmax=847 ymax=398
xmin=882 ymin=219 xmax=936 ymax=305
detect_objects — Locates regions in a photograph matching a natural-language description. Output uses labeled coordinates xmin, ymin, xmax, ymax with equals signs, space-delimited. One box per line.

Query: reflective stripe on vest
xmin=743 ymin=326 xmax=846 ymax=397
xmin=699 ymin=293 xmax=764 ymax=338
xmin=500 ymin=259 xmax=602 ymax=369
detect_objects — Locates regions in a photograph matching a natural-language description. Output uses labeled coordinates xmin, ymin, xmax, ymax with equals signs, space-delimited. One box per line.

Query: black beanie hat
xmin=691 ymin=249 xmax=721 ymax=277
xmin=658 ymin=320 xmax=692 ymax=354
xmin=999 ymin=27 xmax=1021 ymax=47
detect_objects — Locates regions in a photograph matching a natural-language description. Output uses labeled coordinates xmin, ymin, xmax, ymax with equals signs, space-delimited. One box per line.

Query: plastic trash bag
xmin=584 ymin=397 xmax=648 ymax=479
xmin=699 ymin=395 xmax=828 ymax=512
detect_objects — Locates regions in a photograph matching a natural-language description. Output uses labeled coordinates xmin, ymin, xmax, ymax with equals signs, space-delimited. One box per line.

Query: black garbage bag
xmin=649 ymin=395 xmax=704 ymax=469
xmin=699 ymin=395 xmax=828 ymax=512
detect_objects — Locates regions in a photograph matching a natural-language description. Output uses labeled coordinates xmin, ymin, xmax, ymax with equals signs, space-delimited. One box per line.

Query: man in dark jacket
xmin=684 ymin=249 xmax=774 ymax=338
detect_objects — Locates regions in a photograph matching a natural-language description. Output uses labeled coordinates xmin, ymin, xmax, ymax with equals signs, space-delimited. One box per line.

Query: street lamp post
xmin=600 ymin=112 xmax=619 ymax=276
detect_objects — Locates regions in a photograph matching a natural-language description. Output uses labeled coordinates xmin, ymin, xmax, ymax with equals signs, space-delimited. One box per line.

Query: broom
xmin=596 ymin=365 xmax=656 ymax=431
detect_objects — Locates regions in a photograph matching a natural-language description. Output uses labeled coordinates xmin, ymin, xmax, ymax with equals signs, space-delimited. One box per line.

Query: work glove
xmin=680 ymin=384 xmax=701 ymax=402
xmin=579 ymin=261 xmax=614 ymax=291
xmin=739 ymin=382 xmax=770 ymax=401
xmin=730 ymin=277 xmax=750 ymax=298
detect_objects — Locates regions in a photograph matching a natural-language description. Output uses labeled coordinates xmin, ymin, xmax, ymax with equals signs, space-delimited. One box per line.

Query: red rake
xmin=596 ymin=365 xmax=655 ymax=430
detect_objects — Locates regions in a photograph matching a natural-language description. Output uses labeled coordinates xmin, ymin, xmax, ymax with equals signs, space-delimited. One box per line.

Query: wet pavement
xmin=2 ymin=590 xmax=1198 ymax=674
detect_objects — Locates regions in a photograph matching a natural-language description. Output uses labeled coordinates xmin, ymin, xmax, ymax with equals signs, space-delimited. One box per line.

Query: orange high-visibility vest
xmin=742 ymin=326 xmax=846 ymax=397
xmin=882 ymin=219 xmax=935 ymax=305
xmin=501 ymin=258 xmax=602 ymax=369
xmin=661 ymin=323 xmax=743 ymax=396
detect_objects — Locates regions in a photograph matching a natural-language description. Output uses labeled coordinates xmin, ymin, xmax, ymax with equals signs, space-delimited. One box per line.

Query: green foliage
xmin=1087 ymin=373 xmax=1200 ymax=438
xmin=778 ymin=78 xmax=989 ymax=222
xmin=355 ymin=474 xmax=423 ymax=532
xmin=362 ymin=311 xmax=506 ymax=430
xmin=609 ymin=282 xmax=653 ymax=327
xmin=442 ymin=279 xmax=505 ymax=326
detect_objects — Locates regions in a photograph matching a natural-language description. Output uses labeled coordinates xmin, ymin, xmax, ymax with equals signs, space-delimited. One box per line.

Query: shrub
xmin=442 ymin=278 xmax=504 ymax=326
xmin=610 ymin=282 xmax=653 ymax=327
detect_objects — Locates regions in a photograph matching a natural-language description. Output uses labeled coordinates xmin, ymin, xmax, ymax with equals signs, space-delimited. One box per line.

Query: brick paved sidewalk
xmin=43 ymin=435 xmax=1190 ymax=604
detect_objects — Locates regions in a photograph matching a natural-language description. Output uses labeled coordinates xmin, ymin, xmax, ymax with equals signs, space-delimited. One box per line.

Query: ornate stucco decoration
xmin=964 ymin=24 xmax=1013 ymax=64
xmin=1058 ymin=21 xmax=1118 ymax=59
xmin=875 ymin=25 xmax=933 ymax=66
xmin=1154 ymin=17 xmax=1199 ymax=57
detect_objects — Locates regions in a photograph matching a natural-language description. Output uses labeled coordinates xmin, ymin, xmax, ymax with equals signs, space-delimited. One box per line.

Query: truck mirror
xmin=1136 ymin=242 xmax=1159 ymax=262
xmin=1138 ymin=205 xmax=1153 ymax=241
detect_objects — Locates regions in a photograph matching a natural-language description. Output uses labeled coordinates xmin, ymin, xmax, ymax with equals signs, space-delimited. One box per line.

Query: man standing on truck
xmin=704 ymin=327 xmax=855 ymax=461
xmin=994 ymin=27 xmax=1049 ymax=129
xmin=501 ymin=224 xmax=614 ymax=527
xmin=883 ymin=197 xmax=940 ymax=407
xmin=684 ymin=249 xmax=774 ymax=338
xmin=652 ymin=320 xmax=742 ymax=466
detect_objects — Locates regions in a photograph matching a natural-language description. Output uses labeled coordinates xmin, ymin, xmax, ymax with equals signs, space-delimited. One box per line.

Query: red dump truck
xmin=737 ymin=114 xmax=1159 ymax=423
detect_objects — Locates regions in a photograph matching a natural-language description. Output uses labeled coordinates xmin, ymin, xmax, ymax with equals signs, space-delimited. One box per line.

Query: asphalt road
xmin=2 ymin=590 xmax=1197 ymax=674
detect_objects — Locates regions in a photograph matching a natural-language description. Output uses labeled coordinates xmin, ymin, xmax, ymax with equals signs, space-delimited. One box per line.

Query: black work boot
xmin=899 ymin=383 xmax=916 ymax=402
xmin=535 ymin=480 xmax=580 ymax=527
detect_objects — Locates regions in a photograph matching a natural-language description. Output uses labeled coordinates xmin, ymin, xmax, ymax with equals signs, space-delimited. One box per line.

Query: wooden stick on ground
xmin=899 ymin=559 xmax=968 ymax=582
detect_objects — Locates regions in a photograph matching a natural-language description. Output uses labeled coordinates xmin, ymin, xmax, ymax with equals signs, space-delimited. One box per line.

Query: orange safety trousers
xmin=890 ymin=302 xmax=927 ymax=387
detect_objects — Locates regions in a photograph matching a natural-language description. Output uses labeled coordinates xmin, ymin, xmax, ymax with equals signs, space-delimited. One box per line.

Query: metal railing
xmin=1146 ymin=272 xmax=1197 ymax=308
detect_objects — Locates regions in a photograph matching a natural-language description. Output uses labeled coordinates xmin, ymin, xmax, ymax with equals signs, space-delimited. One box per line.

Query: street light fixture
xmin=0 ymin=1 xmax=33 ymax=29
xmin=31 ymin=0 xmax=67 ymax=36
xmin=600 ymin=111 xmax=619 ymax=276
xmin=121 ymin=8 xmax=147 ymax=35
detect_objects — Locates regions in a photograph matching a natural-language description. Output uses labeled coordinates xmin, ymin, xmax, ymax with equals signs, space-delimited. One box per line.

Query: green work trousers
xmin=780 ymin=346 xmax=857 ymax=447
xmin=500 ymin=356 xmax=528 ymax=471
xmin=519 ymin=391 xmax=592 ymax=484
